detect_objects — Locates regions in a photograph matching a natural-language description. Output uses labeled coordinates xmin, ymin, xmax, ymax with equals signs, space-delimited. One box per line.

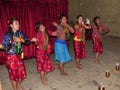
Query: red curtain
xmin=0 ymin=0 xmax=68 ymax=65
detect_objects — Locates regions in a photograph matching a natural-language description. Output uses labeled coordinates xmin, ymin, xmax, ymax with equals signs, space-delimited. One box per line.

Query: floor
xmin=0 ymin=36 xmax=120 ymax=90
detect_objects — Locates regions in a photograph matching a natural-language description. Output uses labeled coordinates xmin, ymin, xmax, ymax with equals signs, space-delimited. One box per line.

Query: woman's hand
xmin=52 ymin=22 xmax=59 ymax=27
xmin=31 ymin=38 xmax=37 ymax=42
xmin=64 ymin=23 xmax=69 ymax=27
xmin=64 ymin=23 xmax=74 ymax=33
xmin=0 ymin=44 xmax=4 ymax=50
xmin=14 ymin=37 xmax=21 ymax=43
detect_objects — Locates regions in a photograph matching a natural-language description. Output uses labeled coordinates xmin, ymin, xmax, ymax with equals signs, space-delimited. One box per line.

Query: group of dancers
xmin=0 ymin=14 xmax=109 ymax=90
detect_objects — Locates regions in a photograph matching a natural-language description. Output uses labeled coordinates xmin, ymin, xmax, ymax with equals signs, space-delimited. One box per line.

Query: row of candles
xmin=98 ymin=63 xmax=120 ymax=90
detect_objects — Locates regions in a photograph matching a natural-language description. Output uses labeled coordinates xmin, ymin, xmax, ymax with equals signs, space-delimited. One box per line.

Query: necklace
xmin=42 ymin=32 xmax=48 ymax=50
xmin=61 ymin=24 xmax=71 ymax=40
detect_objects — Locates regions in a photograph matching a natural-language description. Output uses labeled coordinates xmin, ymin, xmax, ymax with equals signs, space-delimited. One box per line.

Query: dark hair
xmin=93 ymin=16 xmax=100 ymax=23
xmin=93 ymin=16 xmax=100 ymax=30
xmin=8 ymin=17 xmax=18 ymax=32
xmin=59 ymin=13 xmax=66 ymax=20
xmin=8 ymin=17 xmax=19 ymax=40
xmin=8 ymin=17 xmax=18 ymax=25
xmin=35 ymin=21 xmax=42 ymax=30
xmin=76 ymin=15 xmax=83 ymax=19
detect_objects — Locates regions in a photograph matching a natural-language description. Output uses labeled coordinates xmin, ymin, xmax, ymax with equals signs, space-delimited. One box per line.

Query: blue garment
xmin=2 ymin=30 xmax=30 ymax=55
xmin=54 ymin=39 xmax=71 ymax=63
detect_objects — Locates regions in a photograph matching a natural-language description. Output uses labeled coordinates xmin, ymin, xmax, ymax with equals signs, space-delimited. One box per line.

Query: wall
xmin=69 ymin=0 xmax=120 ymax=37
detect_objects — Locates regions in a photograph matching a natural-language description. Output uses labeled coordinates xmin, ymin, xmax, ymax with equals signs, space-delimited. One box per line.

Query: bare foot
xmin=18 ymin=86 xmax=24 ymax=90
xmin=44 ymin=78 xmax=48 ymax=82
xmin=58 ymin=66 xmax=60 ymax=70
xmin=41 ymin=79 xmax=48 ymax=86
xmin=94 ymin=60 xmax=101 ymax=64
xmin=77 ymin=65 xmax=82 ymax=69
xmin=61 ymin=72 xmax=68 ymax=76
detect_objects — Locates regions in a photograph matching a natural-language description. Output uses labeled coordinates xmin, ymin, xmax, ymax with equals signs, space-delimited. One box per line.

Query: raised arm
xmin=101 ymin=25 xmax=109 ymax=32
xmin=74 ymin=24 xmax=80 ymax=30
xmin=74 ymin=24 xmax=84 ymax=32
xmin=52 ymin=22 xmax=59 ymax=28
xmin=51 ymin=22 xmax=60 ymax=36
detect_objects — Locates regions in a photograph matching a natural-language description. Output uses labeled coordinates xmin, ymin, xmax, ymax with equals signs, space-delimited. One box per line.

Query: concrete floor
xmin=0 ymin=36 xmax=120 ymax=90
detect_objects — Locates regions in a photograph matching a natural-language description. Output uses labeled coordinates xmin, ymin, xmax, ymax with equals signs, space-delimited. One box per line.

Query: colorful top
xmin=92 ymin=24 xmax=109 ymax=39
xmin=35 ymin=32 xmax=50 ymax=52
xmin=74 ymin=24 xmax=85 ymax=42
xmin=2 ymin=30 xmax=30 ymax=55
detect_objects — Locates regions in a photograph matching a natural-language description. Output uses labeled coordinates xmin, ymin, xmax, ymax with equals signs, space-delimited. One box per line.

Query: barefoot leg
xmin=17 ymin=80 xmax=24 ymax=90
xmin=11 ymin=81 xmax=17 ymax=90
xmin=59 ymin=63 xmax=68 ymax=76
xmin=94 ymin=52 xmax=101 ymax=64
xmin=76 ymin=59 xmax=82 ymax=69
xmin=40 ymin=72 xmax=48 ymax=86
xmin=44 ymin=72 xmax=48 ymax=81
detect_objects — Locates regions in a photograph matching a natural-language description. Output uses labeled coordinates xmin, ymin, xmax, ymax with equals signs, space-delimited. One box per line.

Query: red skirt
xmin=36 ymin=51 xmax=55 ymax=72
xmin=74 ymin=41 xmax=86 ymax=60
xmin=6 ymin=55 xmax=26 ymax=82
xmin=93 ymin=38 xmax=103 ymax=54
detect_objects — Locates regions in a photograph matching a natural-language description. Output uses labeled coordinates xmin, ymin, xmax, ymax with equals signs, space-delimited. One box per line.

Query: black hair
xmin=35 ymin=21 xmax=49 ymax=41
xmin=35 ymin=21 xmax=43 ymax=31
xmin=8 ymin=17 xmax=18 ymax=31
xmin=8 ymin=17 xmax=18 ymax=25
xmin=8 ymin=17 xmax=19 ymax=38
xmin=59 ymin=13 xmax=66 ymax=20
xmin=76 ymin=15 xmax=83 ymax=19
xmin=93 ymin=16 xmax=100 ymax=30
xmin=93 ymin=16 xmax=100 ymax=23
xmin=8 ymin=17 xmax=18 ymax=30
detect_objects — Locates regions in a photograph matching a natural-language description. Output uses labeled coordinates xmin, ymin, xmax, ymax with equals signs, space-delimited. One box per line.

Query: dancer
xmin=74 ymin=15 xmax=91 ymax=69
xmin=0 ymin=17 xmax=30 ymax=90
xmin=52 ymin=14 xmax=74 ymax=76
xmin=92 ymin=16 xmax=109 ymax=64
xmin=31 ymin=22 xmax=55 ymax=85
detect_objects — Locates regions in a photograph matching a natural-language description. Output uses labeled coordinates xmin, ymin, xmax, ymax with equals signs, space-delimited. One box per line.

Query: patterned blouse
xmin=92 ymin=24 xmax=109 ymax=39
xmin=2 ymin=30 xmax=30 ymax=55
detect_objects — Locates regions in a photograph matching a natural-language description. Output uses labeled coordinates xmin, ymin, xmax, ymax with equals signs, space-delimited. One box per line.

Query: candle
xmin=105 ymin=70 xmax=110 ymax=78
xmin=98 ymin=83 xmax=105 ymax=90
xmin=115 ymin=63 xmax=120 ymax=71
